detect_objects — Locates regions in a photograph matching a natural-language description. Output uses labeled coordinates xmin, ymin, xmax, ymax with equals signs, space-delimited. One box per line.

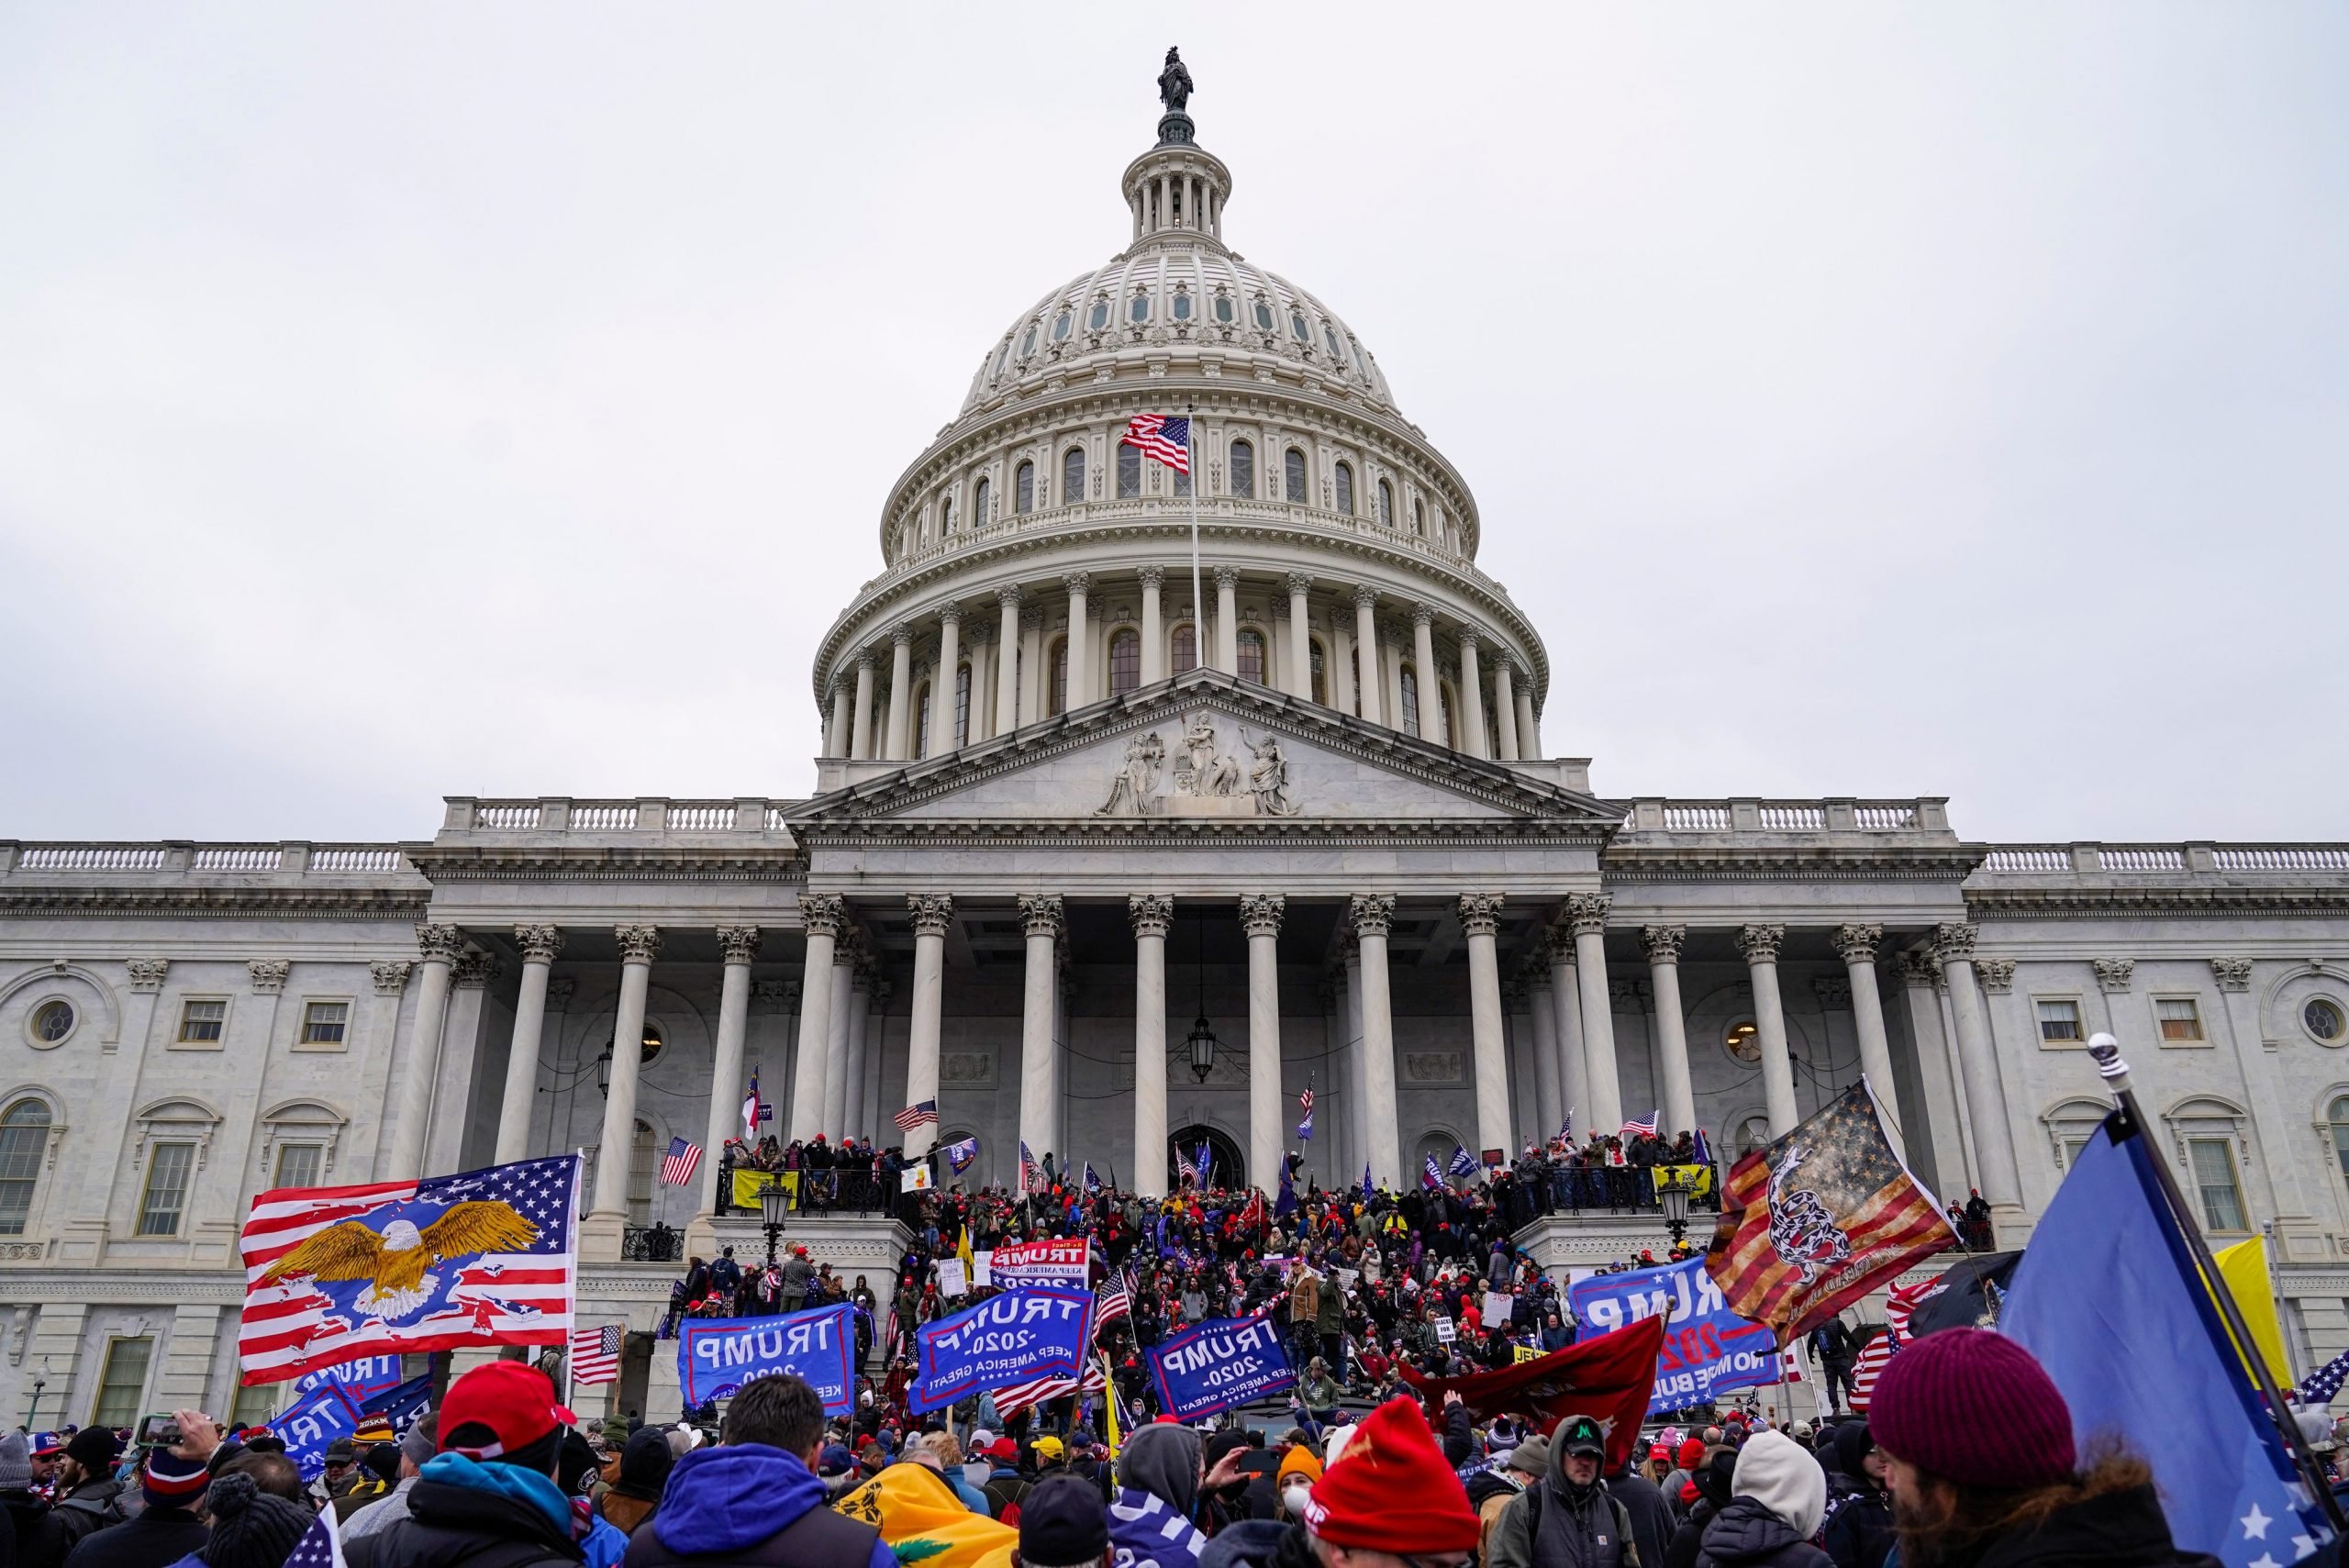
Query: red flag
xmin=1704 ymin=1081 xmax=1955 ymax=1343
xmin=1399 ymin=1315 xmax=1665 ymax=1472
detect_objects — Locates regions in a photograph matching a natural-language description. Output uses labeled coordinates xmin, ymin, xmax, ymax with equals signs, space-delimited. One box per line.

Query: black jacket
xmin=1664 ymin=1498 xmax=1719 ymax=1568
xmin=1818 ymin=1476 xmax=1892 ymax=1568
xmin=1694 ymin=1498 xmax=1831 ymax=1568
xmin=1970 ymin=1484 xmax=2215 ymax=1568
xmin=25 ymin=1480 xmax=122 ymax=1568
xmin=1609 ymin=1473 xmax=1675 ymax=1568
xmin=344 ymin=1475 xmax=584 ymax=1568
xmin=60 ymin=1506 xmax=207 ymax=1568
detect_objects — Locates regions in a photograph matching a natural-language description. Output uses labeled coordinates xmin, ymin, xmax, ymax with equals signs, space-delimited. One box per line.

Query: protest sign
xmin=910 ymin=1287 xmax=1094 ymax=1414
xmin=936 ymin=1258 xmax=968 ymax=1298
xmin=973 ymin=1251 xmax=993 ymax=1287
xmin=1568 ymin=1254 xmax=1777 ymax=1413
xmin=1149 ymin=1314 xmax=1295 ymax=1421
xmin=1433 ymin=1317 xmax=1456 ymax=1343
xmin=982 ymin=1239 xmax=1091 ymax=1289
xmin=676 ymin=1302 xmax=856 ymax=1412
xmin=906 ymin=1162 xmax=934 ymax=1192
xmin=272 ymin=1382 xmax=364 ymax=1482
xmin=1483 ymin=1291 xmax=1514 ymax=1329
xmin=1513 ymin=1343 xmax=1541 ymax=1363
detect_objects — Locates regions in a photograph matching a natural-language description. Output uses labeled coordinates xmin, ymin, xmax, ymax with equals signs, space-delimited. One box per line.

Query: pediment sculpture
xmin=1096 ymin=713 xmax=1299 ymax=818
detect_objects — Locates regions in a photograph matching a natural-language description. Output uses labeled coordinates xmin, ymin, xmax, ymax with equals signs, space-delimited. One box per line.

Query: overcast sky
xmin=4 ymin=5 xmax=2343 ymax=847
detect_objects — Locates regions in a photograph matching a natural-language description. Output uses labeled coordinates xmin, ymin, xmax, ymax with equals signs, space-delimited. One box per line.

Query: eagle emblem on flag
xmin=261 ymin=1202 xmax=540 ymax=1322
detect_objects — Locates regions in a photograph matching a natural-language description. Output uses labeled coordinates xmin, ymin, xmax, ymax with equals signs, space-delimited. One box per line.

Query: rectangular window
xmin=1118 ymin=443 xmax=1141 ymax=499
xmin=1310 ymin=641 xmax=1327 ymax=705
xmin=1049 ymin=639 xmax=1068 ymax=717
xmin=2058 ymin=1135 xmax=2090 ymax=1172
xmin=2188 ymin=1138 xmax=2247 ymax=1232
xmin=1230 ymin=442 xmax=1254 ymax=498
xmin=273 ymin=1143 xmax=323 ymax=1190
xmin=954 ymin=665 xmax=971 ymax=748
xmin=300 ymin=1000 xmax=348 ymax=1045
xmin=1172 ymin=625 xmax=1197 ymax=675
xmin=228 ymin=1378 xmax=278 ymax=1430
xmin=0 ymin=1114 xmax=45 ymax=1237
xmin=178 ymin=999 xmax=226 ymax=1044
xmin=2035 ymin=998 xmax=2084 ymax=1045
xmin=1237 ymin=630 xmax=1264 ymax=684
xmin=138 ymin=1141 xmax=195 ymax=1236
xmin=93 ymin=1337 xmax=154 ymax=1429
xmin=2155 ymin=996 xmax=2205 ymax=1043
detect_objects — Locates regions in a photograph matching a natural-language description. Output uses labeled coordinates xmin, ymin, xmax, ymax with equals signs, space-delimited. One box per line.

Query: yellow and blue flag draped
xmin=2001 ymin=1113 xmax=2332 ymax=1567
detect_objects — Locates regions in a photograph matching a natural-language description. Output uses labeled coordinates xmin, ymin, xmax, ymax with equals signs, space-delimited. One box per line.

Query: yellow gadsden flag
xmin=729 ymin=1169 xmax=800 ymax=1210
xmin=835 ymin=1461 xmax=1015 ymax=1568
xmin=2210 ymin=1235 xmax=2291 ymax=1386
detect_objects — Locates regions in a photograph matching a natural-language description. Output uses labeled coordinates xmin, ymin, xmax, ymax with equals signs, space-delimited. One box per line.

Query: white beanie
xmin=1732 ymin=1430 xmax=1827 ymax=1539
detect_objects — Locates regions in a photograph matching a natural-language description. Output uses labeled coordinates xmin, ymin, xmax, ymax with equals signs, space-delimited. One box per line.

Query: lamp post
xmin=758 ymin=1179 xmax=790 ymax=1270
xmin=22 ymin=1370 xmax=44 ymax=1429
xmin=1658 ymin=1171 xmax=1694 ymax=1247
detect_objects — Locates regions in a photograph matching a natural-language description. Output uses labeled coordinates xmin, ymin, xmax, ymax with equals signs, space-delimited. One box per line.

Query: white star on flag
xmin=2244 ymin=1505 xmax=2272 ymax=1540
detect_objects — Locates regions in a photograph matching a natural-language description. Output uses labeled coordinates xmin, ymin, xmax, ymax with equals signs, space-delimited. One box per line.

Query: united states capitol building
xmin=5 ymin=64 xmax=2347 ymax=1425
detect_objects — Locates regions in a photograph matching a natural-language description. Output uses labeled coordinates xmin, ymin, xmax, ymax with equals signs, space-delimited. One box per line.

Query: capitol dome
xmin=812 ymin=63 xmax=1555 ymax=778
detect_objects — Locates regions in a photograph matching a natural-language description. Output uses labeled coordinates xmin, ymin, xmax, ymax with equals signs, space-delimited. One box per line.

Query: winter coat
xmin=1609 ymin=1472 xmax=1675 ymax=1568
xmin=1488 ymin=1432 xmax=1640 ymax=1568
xmin=1965 ymin=1482 xmax=2210 ymax=1568
xmin=344 ymin=1453 xmax=584 ymax=1568
xmin=26 ymin=1477 xmax=123 ymax=1568
xmin=1817 ymin=1478 xmax=1891 ymax=1568
xmin=1664 ymin=1498 xmax=1718 ymax=1568
xmin=60 ymin=1506 xmax=206 ymax=1568
xmin=1692 ymin=1497 xmax=1831 ymax=1568
xmin=621 ymin=1445 xmax=889 ymax=1568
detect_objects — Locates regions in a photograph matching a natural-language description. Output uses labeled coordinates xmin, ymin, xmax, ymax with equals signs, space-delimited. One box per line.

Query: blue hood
xmin=418 ymin=1451 xmax=573 ymax=1537
xmin=654 ymin=1443 xmax=827 ymax=1554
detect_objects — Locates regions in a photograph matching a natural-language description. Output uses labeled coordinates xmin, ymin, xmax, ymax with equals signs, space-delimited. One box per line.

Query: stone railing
xmin=2 ymin=841 xmax=417 ymax=878
xmin=442 ymin=798 xmax=801 ymax=836
xmin=1616 ymin=798 xmax=1949 ymax=835
xmin=1976 ymin=843 xmax=2349 ymax=875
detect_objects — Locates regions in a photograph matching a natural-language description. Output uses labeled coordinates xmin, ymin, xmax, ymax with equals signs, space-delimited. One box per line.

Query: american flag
xmin=1560 ymin=1109 xmax=1574 ymax=1144
xmin=1849 ymin=1274 xmax=1930 ymax=1414
xmin=1297 ymin=1088 xmax=1314 ymax=1142
xmin=742 ymin=1073 xmax=767 ymax=1142
xmin=1448 ymin=1145 xmax=1476 ymax=1179
xmin=571 ymin=1323 xmax=622 ymax=1386
xmin=284 ymin=1504 xmax=344 ymax=1567
xmin=992 ymin=1353 xmax=1108 ymax=1418
xmin=659 ymin=1137 xmax=702 ymax=1187
xmin=2300 ymin=1346 xmax=2349 ymax=1407
xmin=1095 ymin=1266 xmax=1134 ymax=1331
xmin=1121 ymin=413 xmax=1191 ymax=474
xmin=895 ymin=1099 xmax=940 ymax=1133
xmin=238 ymin=1154 xmax=579 ymax=1385
xmin=1620 ymin=1108 xmax=1660 ymax=1140
xmin=1019 ymin=1140 xmax=1041 ymax=1192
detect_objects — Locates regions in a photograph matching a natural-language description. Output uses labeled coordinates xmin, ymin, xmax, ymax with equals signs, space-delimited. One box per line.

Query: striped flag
xmin=659 ymin=1138 xmax=702 ymax=1187
xmin=1620 ymin=1108 xmax=1660 ymax=1140
xmin=1120 ymin=413 xmax=1191 ymax=474
xmin=1703 ymin=1081 xmax=1957 ymax=1340
xmin=742 ymin=1073 xmax=766 ymax=1142
xmin=2300 ymin=1346 xmax=2349 ymax=1407
xmin=1849 ymin=1276 xmax=1931 ymax=1412
xmin=570 ymin=1323 xmax=622 ymax=1386
xmin=1423 ymin=1152 xmax=1445 ymax=1189
xmin=1019 ymin=1140 xmax=1042 ymax=1192
xmin=237 ymin=1154 xmax=579 ymax=1385
xmin=1297 ymin=1087 xmax=1314 ymax=1141
xmin=992 ymin=1353 xmax=1108 ymax=1418
xmin=1095 ymin=1267 xmax=1134 ymax=1331
xmin=894 ymin=1099 xmax=940 ymax=1133
xmin=1560 ymin=1108 xmax=1573 ymax=1144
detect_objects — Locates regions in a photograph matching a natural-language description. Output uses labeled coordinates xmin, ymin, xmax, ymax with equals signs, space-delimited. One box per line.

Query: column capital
xmin=908 ymin=894 xmax=955 ymax=937
xmin=1212 ymin=564 xmax=1241 ymax=590
xmin=936 ymin=602 xmax=963 ymax=626
xmin=1456 ymin=627 xmax=1481 ymax=653
xmin=1018 ymin=893 xmax=1065 ymax=939
xmin=1350 ymin=894 xmax=1396 ymax=939
xmin=1931 ymin=922 xmax=1978 ymax=962
xmin=1734 ymin=923 xmax=1786 ymax=964
xmin=996 ymin=583 xmax=1026 ymax=608
xmin=2094 ymin=957 xmax=2134 ymax=993
xmin=126 ymin=957 xmax=169 ymax=993
xmin=1240 ymin=893 xmax=1286 ymax=938
xmin=890 ymin=622 xmax=916 ymax=647
xmin=1129 ymin=893 xmax=1174 ymax=938
xmin=616 ymin=925 xmax=662 ymax=965
xmin=1564 ymin=892 xmax=1611 ymax=936
xmin=1409 ymin=600 xmax=1438 ymax=628
xmin=1977 ymin=959 xmax=2016 ymax=994
xmin=1138 ymin=565 xmax=1165 ymax=591
xmin=1641 ymin=924 xmax=1687 ymax=964
xmin=515 ymin=923 xmax=564 ymax=963
xmin=248 ymin=959 xmax=290 ymax=994
xmin=1541 ymin=927 xmax=1575 ymax=965
xmin=2210 ymin=956 xmax=2254 ymax=992
xmin=1831 ymin=923 xmax=1882 ymax=965
xmin=1896 ymin=949 xmax=1943 ymax=989
xmin=854 ymin=650 xmax=876 ymax=673
xmin=799 ymin=894 xmax=848 ymax=940
xmin=1020 ymin=604 xmax=1045 ymax=632
xmin=452 ymin=950 xmax=499 ymax=988
xmin=751 ymin=978 xmax=797 ymax=1010
xmin=869 ymin=977 xmax=894 ymax=1005
xmin=1062 ymin=571 xmax=1092 ymax=595
xmin=1285 ymin=572 xmax=1314 ymax=595
xmin=370 ymin=960 xmax=413 ymax=995
xmin=1352 ymin=584 xmax=1379 ymax=611
xmin=716 ymin=925 xmax=763 ymax=965
xmin=415 ymin=923 xmax=464 ymax=963
xmin=1456 ymin=892 xmax=1504 ymax=937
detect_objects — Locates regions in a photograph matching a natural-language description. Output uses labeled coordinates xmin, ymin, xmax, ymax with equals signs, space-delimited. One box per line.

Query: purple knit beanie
xmin=1870 ymin=1329 xmax=2075 ymax=1488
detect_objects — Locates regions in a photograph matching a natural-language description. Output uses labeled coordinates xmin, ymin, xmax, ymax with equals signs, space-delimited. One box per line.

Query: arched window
xmin=1309 ymin=639 xmax=1328 ymax=705
xmin=1412 ymin=497 xmax=1426 ymax=536
xmin=1109 ymin=628 xmax=1141 ymax=695
xmin=1324 ymin=325 xmax=1345 ymax=361
xmin=1230 ymin=439 xmax=1254 ymax=498
xmin=1048 ymin=639 xmax=1068 ymax=716
xmin=993 ymin=340 xmax=1011 ymax=376
xmin=1172 ymin=457 xmax=1191 ymax=498
xmin=1173 ymin=624 xmax=1198 ymax=674
xmin=2330 ymin=1096 xmax=2349 ymax=1182
xmin=1253 ymin=298 xmax=1275 ymax=331
xmin=1213 ymin=293 xmax=1234 ymax=324
xmin=1015 ymin=462 xmax=1034 ymax=515
xmin=1052 ymin=309 xmax=1072 ymax=341
xmin=1291 ymin=309 xmax=1310 ymax=341
xmin=1119 ymin=444 xmax=1142 ymax=499
xmin=954 ymin=664 xmax=972 ymax=749
xmin=1733 ymin=1116 xmax=1773 ymax=1157
xmin=1172 ymin=290 xmax=1193 ymax=321
xmin=1019 ymin=323 xmax=1037 ymax=357
xmin=1089 ymin=298 xmax=1111 ymax=331
xmin=628 ymin=1120 xmax=658 ymax=1227
xmin=974 ymin=477 xmax=991 ymax=523
xmin=940 ymin=495 xmax=955 ymax=535
xmin=1377 ymin=479 xmax=1394 ymax=526
xmin=913 ymin=683 xmax=931 ymax=757
xmin=1284 ymin=449 xmax=1308 ymax=503
xmin=1485 ymin=696 xmax=1501 ymax=758
xmin=1335 ymin=462 xmax=1355 ymax=517
xmin=0 ymin=1099 xmax=51 ymax=1236
xmin=1237 ymin=629 xmax=1264 ymax=684
xmin=1063 ymin=447 xmax=1085 ymax=504
xmin=1399 ymin=666 xmax=1421 ymax=736
xmin=1437 ymin=681 xmax=1454 ymax=747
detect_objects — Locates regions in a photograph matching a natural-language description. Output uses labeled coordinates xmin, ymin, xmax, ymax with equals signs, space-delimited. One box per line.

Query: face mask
xmin=1282 ymin=1484 xmax=1312 ymax=1517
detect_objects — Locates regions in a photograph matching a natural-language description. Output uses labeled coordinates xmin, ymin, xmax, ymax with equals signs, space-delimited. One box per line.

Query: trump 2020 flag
xmin=239 ymin=1154 xmax=579 ymax=1385
xmin=2001 ymin=1112 xmax=2331 ymax=1567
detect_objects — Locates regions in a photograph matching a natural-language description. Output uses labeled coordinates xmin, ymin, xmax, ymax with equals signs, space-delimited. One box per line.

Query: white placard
xmin=1484 ymin=1290 xmax=1514 ymax=1328
xmin=906 ymin=1163 xmax=934 ymax=1192
xmin=1433 ymin=1317 xmax=1457 ymax=1343
xmin=973 ymin=1250 xmax=993 ymax=1287
xmin=937 ymin=1258 xmax=968 ymax=1297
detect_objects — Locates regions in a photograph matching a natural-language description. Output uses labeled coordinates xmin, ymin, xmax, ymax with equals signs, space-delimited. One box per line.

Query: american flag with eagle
xmin=238 ymin=1153 xmax=580 ymax=1385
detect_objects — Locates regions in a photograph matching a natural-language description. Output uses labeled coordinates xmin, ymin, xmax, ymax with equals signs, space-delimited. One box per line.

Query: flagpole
xmin=2087 ymin=1034 xmax=2346 ymax=1529
xmin=1187 ymin=402 xmax=1202 ymax=674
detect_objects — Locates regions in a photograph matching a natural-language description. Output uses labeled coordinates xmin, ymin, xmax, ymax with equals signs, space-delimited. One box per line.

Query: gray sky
xmin=4 ymin=5 xmax=2343 ymax=847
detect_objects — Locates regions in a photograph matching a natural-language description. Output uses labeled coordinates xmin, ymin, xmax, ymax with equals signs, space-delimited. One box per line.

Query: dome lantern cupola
xmin=1125 ymin=47 xmax=1227 ymax=246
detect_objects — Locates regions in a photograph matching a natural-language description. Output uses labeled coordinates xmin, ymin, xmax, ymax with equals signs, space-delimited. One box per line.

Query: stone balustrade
xmin=1616 ymin=797 xmax=1951 ymax=836
xmin=1975 ymin=842 xmax=2349 ymax=875
xmin=1 ymin=841 xmax=416 ymax=878
xmin=440 ymin=797 xmax=800 ymax=836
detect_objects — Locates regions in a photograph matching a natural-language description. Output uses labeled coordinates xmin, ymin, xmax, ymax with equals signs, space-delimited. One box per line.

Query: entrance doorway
xmin=1169 ymin=1125 xmax=1244 ymax=1191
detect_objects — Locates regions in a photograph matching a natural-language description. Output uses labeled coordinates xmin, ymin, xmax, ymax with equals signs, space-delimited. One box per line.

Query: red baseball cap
xmin=439 ymin=1362 xmax=576 ymax=1460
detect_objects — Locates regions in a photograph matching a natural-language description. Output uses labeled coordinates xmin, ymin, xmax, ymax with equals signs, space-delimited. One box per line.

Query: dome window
xmin=1377 ymin=479 xmax=1394 ymax=527
xmin=1252 ymin=298 xmax=1275 ymax=331
xmin=1015 ymin=461 xmax=1035 ymax=516
xmin=940 ymin=495 xmax=956 ymax=535
xmin=1412 ymin=498 xmax=1427 ymax=537
xmin=1089 ymin=298 xmax=1111 ymax=331
xmin=1052 ymin=309 xmax=1073 ymax=342
xmin=1237 ymin=629 xmax=1264 ymax=685
xmin=1335 ymin=462 xmax=1355 ymax=517
xmin=1172 ymin=291 xmax=1192 ymax=322
xmin=1214 ymin=293 xmax=1234 ymax=324
xmin=1230 ymin=439 xmax=1255 ymax=499
xmin=1130 ymin=292 xmax=1152 ymax=324
xmin=1063 ymin=447 xmax=1086 ymax=504
xmin=1284 ymin=448 xmax=1308 ymax=504
xmin=1118 ymin=443 xmax=1142 ymax=499
xmin=974 ymin=477 xmax=991 ymax=522
xmin=1324 ymin=325 xmax=1344 ymax=361
xmin=1109 ymin=628 xmax=1141 ymax=696
xmin=993 ymin=340 xmax=1011 ymax=376
xmin=1290 ymin=310 xmax=1310 ymax=342
xmin=1019 ymin=324 xmax=1038 ymax=357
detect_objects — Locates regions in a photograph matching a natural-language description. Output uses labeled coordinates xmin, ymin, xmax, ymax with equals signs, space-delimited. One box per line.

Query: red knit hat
xmin=1870 ymin=1329 xmax=2075 ymax=1488
xmin=1303 ymin=1397 xmax=1479 ymax=1552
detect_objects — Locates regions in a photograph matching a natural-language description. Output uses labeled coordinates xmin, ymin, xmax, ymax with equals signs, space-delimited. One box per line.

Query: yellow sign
xmin=1514 ymin=1343 xmax=1541 ymax=1363
xmin=730 ymin=1169 xmax=800 ymax=1209
xmin=1651 ymin=1164 xmax=1715 ymax=1198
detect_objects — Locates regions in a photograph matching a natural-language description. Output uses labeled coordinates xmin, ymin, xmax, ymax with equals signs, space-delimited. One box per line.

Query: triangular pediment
xmin=794 ymin=672 xmax=1622 ymax=828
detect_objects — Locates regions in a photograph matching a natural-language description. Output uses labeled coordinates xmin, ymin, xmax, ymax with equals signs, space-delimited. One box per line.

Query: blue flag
xmin=1275 ymin=1158 xmax=1297 ymax=1218
xmin=1192 ymin=1142 xmax=1213 ymax=1187
xmin=356 ymin=1373 xmax=433 ymax=1436
xmin=2001 ymin=1113 xmax=2330 ymax=1567
xmin=944 ymin=1135 xmax=980 ymax=1173
xmin=910 ymin=1287 xmax=1096 ymax=1414
xmin=676 ymin=1302 xmax=856 ymax=1412
xmin=1148 ymin=1313 xmax=1295 ymax=1421
xmin=1449 ymin=1145 xmax=1476 ymax=1179
xmin=271 ymin=1383 xmax=365 ymax=1482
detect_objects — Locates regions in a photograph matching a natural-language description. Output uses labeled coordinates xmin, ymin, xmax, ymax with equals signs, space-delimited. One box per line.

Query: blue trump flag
xmin=1568 ymin=1254 xmax=1778 ymax=1414
xmin=271 ymin=1382 xmax=365 ymax=1482
xmin=1150 ymin=1313 xmax=1295 ymax=1421
xmin=2001 ymin=1113 xmax=2331 ymax=1567
xmin=676 ymin=1302 xmax=856 ymax=1413
xmin=356 ymin=1373 xmax=434 ymax=1436
xmin=909 ymin=1287 xmax=1094 ymax=1414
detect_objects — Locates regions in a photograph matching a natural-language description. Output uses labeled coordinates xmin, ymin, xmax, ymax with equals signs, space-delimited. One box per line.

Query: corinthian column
xmin=851 ymin=653 xmax=876 ymax=761
xmin=1566 ymin=895 xmax=1622 ymax=1137
xmin=929 ymin=605 xmax=962 ymax=756
xmin=1410 ymin=604 xmax=1440 ymax=741
xmin=1457 ymin=631 xmax=1489 ymax=759
xmin=1130 ymin=895 xmax=1174 ymax=1197
xmin=1063 ymin=573 xmax=1091 ymax=708
xmin=788 ymin=896 xmax=845 ymax=1141
xmin=903 ymin=895 xmax=952 ymax=1157
xmin=1353 ymin=895 xmax=1401 ymax=1187
xmin=1286 ymin=574 xmax=1313 ymax=700
xmin=1460 ymin=894 xmax=1508 ymax=1162
xmin=1352 ymin=586 xmax=1383 ymax=726
xmin=494 ymin=924 xmax=562 ymax=1164
xmin=1545 ymin=931 xmax=1586 ymax=1136
xmin=700 ymin=926 xmax=759 ymax=1225
xmin=1017 ymin=895 xmax=1061 ymax=1167
xmin=1833 ymin=924 xmax=1901 ymax=1139
xmin=1241 ymin=895 xmax=1286 ymax=1187
xmin=387 ymin=924 xmax=463 ymax=1181
xmin=1493 ymin=659 xmax=1520 ymax=762
xmin=1737 ymin=924 xmax=1798 ymax=1135
xmin=589 ymin=924 xmax=661 ymax=1222
xmin=884 ymin=625 xmax=915 ymax=761
xmin=994 ymin=586 xmax=1023 ymax=732
xmin=1935 ymin=924 xmax=2022 ymax=1217
xmin=1139 ymin=568 xmax=1165 ymax=685
xmin=1642 ymin=925 xmax=1697 ymax=1141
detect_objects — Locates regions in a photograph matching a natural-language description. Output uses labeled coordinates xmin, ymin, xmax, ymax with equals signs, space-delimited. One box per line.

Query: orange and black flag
xmin=1704 ymin=1080 xmax=1956 ymax=1343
